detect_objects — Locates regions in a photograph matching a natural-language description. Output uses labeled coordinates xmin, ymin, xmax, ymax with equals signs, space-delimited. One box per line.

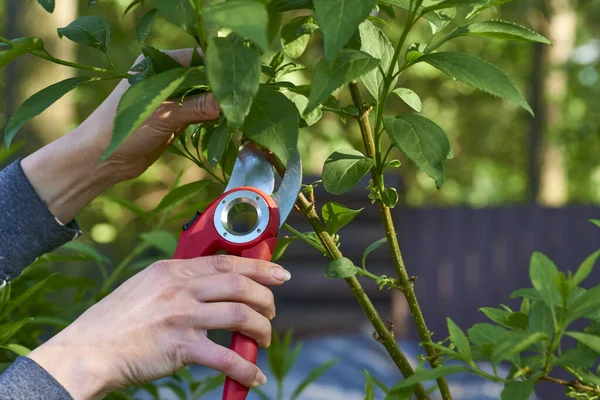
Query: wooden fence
xmin=273 ymin=186 xmax=600 ymax=348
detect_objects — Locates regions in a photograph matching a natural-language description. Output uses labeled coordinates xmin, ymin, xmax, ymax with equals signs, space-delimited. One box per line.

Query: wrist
xmin=28 ymin=341 xmax=110 ymax=400
xmin=21 ymin=126 xmax=121 ymax=223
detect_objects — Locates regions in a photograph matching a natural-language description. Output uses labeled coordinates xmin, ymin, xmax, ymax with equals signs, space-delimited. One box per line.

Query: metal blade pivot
xmin=225 ymin=145 xmax=275 ymax=195
xmin=272 ymin=150 xmax=302 ymax=228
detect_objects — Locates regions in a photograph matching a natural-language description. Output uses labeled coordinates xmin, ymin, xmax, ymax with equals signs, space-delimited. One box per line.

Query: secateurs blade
xmin=173 ymin=144 xmax=302 ymax=400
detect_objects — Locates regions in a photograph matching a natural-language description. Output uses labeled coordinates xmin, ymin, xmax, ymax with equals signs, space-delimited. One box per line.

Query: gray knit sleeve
xmin=0 ymin=160 xmax=81 ymax=284
xmin=0 ymin=357 xmax=73 ymax=400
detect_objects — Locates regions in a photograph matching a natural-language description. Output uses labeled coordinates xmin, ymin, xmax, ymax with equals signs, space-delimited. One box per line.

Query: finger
xmin=194 ymin=342 xmax=267 ymax=388
xmin=194 ymin=303 xmax=272 ymax=348
xmin=192 ymin=274 xmax=276 ymax=319
xmin=160 ymin=93 xmax=220 ymax=125
xmin=174 ymin=255 xmax=291 ymax=285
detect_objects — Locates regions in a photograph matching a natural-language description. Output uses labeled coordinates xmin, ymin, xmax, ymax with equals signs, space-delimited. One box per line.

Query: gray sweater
xmin=0 ymin=160 xmax=80 ymax=400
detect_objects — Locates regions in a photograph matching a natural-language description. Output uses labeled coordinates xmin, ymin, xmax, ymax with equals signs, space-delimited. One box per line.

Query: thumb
xmin=166 ymin=92 xmax=221 ymax=125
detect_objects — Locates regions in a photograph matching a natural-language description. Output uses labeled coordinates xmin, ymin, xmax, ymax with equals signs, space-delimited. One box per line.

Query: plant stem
xmin=541 ymin=376 xmax=600 ymax=395
xmin=267 ymin=156 xmax=428 ymax=400
xmin=30 ymin=50 xmax=128 ymax=77
xmin=349 ymin=81 xmax=453 ymax=400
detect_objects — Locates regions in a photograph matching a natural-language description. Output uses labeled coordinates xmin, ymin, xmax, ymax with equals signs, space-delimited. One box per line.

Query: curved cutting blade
xmin=272 ymin=150 xmax=302 ymax=227
xmin=225 ymin=145 xmax=275 ymax=195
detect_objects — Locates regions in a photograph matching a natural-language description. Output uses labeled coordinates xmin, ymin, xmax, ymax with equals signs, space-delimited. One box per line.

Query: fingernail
xmin=271 ymin=268 xmax=291 ymax=282
xmin=254 ymin=370 xmax=267 ymax=386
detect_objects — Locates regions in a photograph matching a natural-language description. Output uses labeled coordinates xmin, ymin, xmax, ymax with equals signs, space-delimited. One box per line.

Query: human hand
xmin=21 ymin=48 xmax=219 ymax=223
xmin=28 ymin=256 xmax=291 ymax=400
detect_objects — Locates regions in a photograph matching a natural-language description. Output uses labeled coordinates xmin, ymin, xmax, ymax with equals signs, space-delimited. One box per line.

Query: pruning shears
xmin=174 ymin=143 xmax=302 ymax=400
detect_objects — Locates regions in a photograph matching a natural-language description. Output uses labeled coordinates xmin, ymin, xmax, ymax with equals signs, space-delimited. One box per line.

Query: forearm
xmin=21 ymin=125 xmax=119 ymax=224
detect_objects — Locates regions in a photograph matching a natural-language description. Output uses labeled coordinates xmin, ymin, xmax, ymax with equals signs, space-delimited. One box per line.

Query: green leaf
xmin=100 ymin=195 xmax=149 ymax=219
xmin=567 ymin=285 xmax=600 ymax=323
xmin=362 ymin=237 xmax=388 ymax=269
xmin=503 ymin=311 xmax=527 ymax=330
xmin=364 ymin=370 xmax=375 ymax=400
xmin=467 ymin=323 xmax=507 ymax=345
xmin=123 ymin=0 xmax=144 ymax=17
xmin=391 ymin=88 xmax=422 ymax=112
xmin=142 ymin=45 xmax=181 ymax=73
xmin=5 ymin=76 xmax=91 ymax=149
xmin=153 ymin=180 xmax=213 ymax=214
xmin=203 ymin=0 xmax=268 ymax=49
xmin=321 ymin=202 xmax=362 ymax=234
xmin=191 ymin=47 xmax=203 ymax=67
xmin=37 ymin=0 xmax=55 ymax=13
xmin=57 ymin=16 xmax=111 ymax=53
xmin=136 ymin=9 xmax=158 ymax=43
xmin=491 ymin=332 xmax=548 ymax=364
xmin=0 ymin=275 xmax=56 ymax=320
xmin=0 ymin=344 xmax=31 ymax=356
xmin=278 ymin=0 xmax=313 ymax=11
xmin=590 ymin=219 xmax=600 ymax=228
xmin=242 ymin=87 xmax=299 ymax=165
xmin=207 ymin=125 xmax=231 ymax=168
xmin=529 ymin=252 xmax=559 ymax=325
xmin=418 ymin=52 xmax=532 ymax=115
xmin=527 ymin=301 xmax=553 ymax=351
xmin=0 ymin=37 xmax=45 ymax=69
xmin=572 ymin=249 xmax=600 ymax=288
xmin=555 ymin=347 xmax=597 ymax=369
xmin=307 ymin=49 xmax=379 ymax=112
xmin=554 ymin=271 xmax=571 ymax=304
xmin=428 ymin=7 xmax=456 ymax=35
xmin=384 ymin=114 xmax=451 ymax=189
xmin=155 ymin=0 xmax=197 ymax=36
xmin=528 ymin=301 xmax=553 ymax=335
xmin=206 ymin=38 xmax=261 ymax=129
xmin=356 ymin=20 xmax=397 ymax=100
xmin=322 ymin=149 xmax=374 ymax=195
xmin=140 ymin=231 xmax=178 ymax=256
xmin=479 ymin=307 xmax=510 ymax=327
xmin=314 ymin=0 xmax=377 ymax=58
xmin=325 ymin=257 xmax=359 ymax=279
xmin=281 ymin=16 xmax=318 ymax=59
xmin=421 ymin=0 xmax=486 ymax=14
xmin=0 ymin=320 xmax=29 ymax=342
xmin=62 ymin=242 xmax=109 ymax=265
xmin=102 ymin=68 xmax=189 ymax=161
xmin=290 ymin=359 xmax=337 ymax=400
xmin=388 ymin=366 xmax=470 ymax=393
xmin=448 ymin=318 xmax=473 ymax=365
xmin=272 ymin=237 xmax=295 ymax=262
xmin=285 ymin=91 xmax=323 ymax=127
xmin=450 ymin=20 xmax=551 ymax=44
xmin=500 ymin=380 xmax=535 ymax=400
xmin=566 ymin=331 xmax=600 ymax=354
xmin=381 ymin=187 xmax=399 ymax=208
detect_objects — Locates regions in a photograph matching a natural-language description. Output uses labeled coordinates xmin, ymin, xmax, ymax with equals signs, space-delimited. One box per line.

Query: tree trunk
xmin=19 ymin=1 xmax=77 ymax=143
xmin=536 ymin=0 xmax=576 ymax=206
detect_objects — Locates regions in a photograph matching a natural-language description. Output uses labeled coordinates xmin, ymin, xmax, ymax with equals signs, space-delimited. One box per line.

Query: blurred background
xmin=1 ymin=0 xmax=599 ymax=398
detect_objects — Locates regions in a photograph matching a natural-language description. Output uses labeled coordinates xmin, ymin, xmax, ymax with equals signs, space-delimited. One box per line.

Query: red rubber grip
xmin=173 ymin=187 xmax=280 ymax=400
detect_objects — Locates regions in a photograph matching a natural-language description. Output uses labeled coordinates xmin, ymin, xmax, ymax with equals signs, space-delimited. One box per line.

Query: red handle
xmin=173 ymin=187 xmax=280 ymax=400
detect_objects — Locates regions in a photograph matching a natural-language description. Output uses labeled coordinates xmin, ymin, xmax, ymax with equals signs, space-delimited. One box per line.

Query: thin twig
xmin=349 ymin=79 xmax=452 ymax=400
xmin=267 ymin=154 xmax=429 ymax=400
xmin=542 ymin=376 xmax=600 ymax=395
